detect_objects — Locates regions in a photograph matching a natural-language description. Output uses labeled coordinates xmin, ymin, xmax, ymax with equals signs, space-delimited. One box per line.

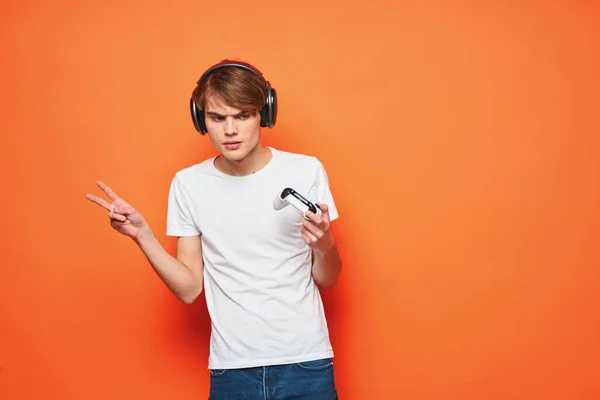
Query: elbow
xmin=314 ymin=262 xmax=342 ymax=290
xmin=315 ymin=273 xmax=341 ymax=290
xmin=180 ymin=285 xmax=203 ymax=305
xmin=180 ymin=295 xmax=197 ymax=305
xmin=318 ymin=279 xmax=338 ymax=290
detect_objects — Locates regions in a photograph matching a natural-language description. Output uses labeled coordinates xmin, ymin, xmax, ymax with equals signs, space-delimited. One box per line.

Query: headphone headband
xmin=190 ymin=59 xmax=278 ymax=135
xmin=197 ymin=60 xmax=266 ymax=85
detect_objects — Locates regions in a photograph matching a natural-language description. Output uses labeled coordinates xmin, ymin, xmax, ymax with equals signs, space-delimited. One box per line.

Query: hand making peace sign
xmin=86 ymin=181 xmax=149 ymax=240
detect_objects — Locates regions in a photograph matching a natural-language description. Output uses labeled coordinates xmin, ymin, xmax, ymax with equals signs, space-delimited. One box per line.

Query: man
xmin=86 ymin=59 xmax=342 ymax=399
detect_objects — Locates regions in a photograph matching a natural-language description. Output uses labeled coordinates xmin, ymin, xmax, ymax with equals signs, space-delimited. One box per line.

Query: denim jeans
xmin=208 ymin=357 xmax=338 ymax=399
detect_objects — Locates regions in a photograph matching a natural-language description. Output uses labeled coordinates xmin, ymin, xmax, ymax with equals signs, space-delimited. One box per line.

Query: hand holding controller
xmin=273 ymin=187 xmax=335 ymax=253
xmin=273 ymin=187 xmax=321 ymax=219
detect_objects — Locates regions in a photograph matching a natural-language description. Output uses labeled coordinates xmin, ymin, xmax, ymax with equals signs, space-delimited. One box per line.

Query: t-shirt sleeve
xmin=166 ymin=174 xmax=201 ymax=236
xmin=308 ymin=158 xmax=339 ymax=222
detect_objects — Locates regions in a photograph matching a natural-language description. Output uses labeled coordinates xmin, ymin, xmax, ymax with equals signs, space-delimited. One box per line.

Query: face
xmin=204 ymin=95 xmax=262 ymax=162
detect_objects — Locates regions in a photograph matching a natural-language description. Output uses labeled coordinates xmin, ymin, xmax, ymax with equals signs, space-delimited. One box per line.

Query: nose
xmin=224 ymin=116 xmax=237 ymax=136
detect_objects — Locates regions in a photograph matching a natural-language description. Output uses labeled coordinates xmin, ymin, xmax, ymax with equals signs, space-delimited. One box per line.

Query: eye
xmin=211 ymin=116 xmax=224 ymax=122
xmin=238 ymin=113 xmax=250 ymax=120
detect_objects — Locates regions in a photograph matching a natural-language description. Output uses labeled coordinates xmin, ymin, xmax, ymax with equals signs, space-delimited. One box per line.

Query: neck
xmin=216 ymin=145 xmax=272 ymax=176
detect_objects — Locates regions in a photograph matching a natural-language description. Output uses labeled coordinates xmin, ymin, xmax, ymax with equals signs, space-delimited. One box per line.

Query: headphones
xmin=190 ymin=59 xmax=278 ymax=135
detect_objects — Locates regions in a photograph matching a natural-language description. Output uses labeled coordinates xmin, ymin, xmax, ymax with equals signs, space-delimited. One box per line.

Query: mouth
xmin=223 ymin=141 xmax=242 ymax=150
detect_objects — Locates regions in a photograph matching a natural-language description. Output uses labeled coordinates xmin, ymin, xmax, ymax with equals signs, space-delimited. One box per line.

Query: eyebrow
xmin=206 ymin=111 xmax=250 ymax=118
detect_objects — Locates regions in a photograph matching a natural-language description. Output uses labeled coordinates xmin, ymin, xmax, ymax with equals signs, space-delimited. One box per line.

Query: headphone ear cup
xmin=190 ymin=97 xmax=207 ymax=134
xmin=260 ymin=100 xmax=269 ymax=128
xmin=259 ymin=87 xmax=277 ymax=128
xmin=198 ymin=111 xmax=207 ymax=134
xmin=269 ymin=88 xmax=277 ymax=128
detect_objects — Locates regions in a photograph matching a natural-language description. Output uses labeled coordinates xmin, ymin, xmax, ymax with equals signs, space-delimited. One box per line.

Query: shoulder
xmin=271 ymin=147 xmax=325 ymax=173
xmin=171 ymin=156 xmax=218 ymax=184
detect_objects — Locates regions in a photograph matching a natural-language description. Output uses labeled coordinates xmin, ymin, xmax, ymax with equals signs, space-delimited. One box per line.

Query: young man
xmin=86 ymin=59 xmax=342 ymax=399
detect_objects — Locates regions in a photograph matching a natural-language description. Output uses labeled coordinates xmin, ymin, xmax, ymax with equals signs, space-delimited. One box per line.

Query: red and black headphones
xmin=190 ymin=59 xmax=278 ymax=135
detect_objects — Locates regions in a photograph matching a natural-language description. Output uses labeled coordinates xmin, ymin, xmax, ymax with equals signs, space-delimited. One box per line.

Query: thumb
xmin=316 ymin=203 xmax=329 ymax=221
xmin=127 ymin=209 xmax=145 ymax=225
xmin=114 ymin=206 xmax=135 ymax=215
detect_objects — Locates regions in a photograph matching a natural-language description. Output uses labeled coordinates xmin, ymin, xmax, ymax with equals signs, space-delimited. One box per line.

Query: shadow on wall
xmin=160 ymin=287 xmax=212 ymax=372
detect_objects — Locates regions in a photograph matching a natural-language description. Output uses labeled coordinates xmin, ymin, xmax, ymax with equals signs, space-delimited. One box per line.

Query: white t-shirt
xmin=165 ymin=147 xmax=339 ymax=370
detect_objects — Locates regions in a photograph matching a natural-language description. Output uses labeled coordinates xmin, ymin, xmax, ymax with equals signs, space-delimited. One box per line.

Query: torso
xmin=167 ymin=147 xmax=337 ymax=369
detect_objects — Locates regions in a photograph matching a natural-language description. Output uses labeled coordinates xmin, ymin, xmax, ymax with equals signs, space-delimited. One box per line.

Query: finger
xmin=113 ymin=205 xmax=135 ymax=215
xmin=305 ymin=211 xmax=323 ymax=224
xmin=302 ymin=231 xmax=312 ymax=245
xmin=108 ymin=211 xmax=127 ymax=222
xmin=305 ymin=211 xmax=329 ymax=232
xmin=112 ymin=219 xmax=132 ymax=226
xmin=86 ymin=194 xmax=113 ymax=211
xmin=302 ymin=227 xmax=318 ymax=244
xmin=125 ymin=211 xmax=143 ymax=225
xmin=110 ymin=220 xmax=132 ymax=231
xmin=316 ymin=203 xmax=330 ymax=224
xmin=123 ymin=206 xmax=136 ymax=215
xmin=97 ymin=181 xmax=120 ymax=201
xmin=301 ymin=218 xmax=320 ymax=235
xmin=302 ymin=221 xmax=322 ymax=240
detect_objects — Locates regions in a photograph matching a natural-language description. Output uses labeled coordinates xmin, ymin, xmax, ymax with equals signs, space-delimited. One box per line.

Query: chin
xmin=220 ymin=147 xmax=250 ymax=161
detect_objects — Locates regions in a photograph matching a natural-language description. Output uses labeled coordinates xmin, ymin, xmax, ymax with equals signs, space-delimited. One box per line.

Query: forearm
xmin=133 ymin=229 xmax=202 ymax=303
xmin=311 ymin=243 xmax=342 ymax=289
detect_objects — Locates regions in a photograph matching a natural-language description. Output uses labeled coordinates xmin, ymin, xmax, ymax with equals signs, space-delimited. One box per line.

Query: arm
xmin=303 ymin=159 xmax=342 ymax=289
xmin=134 ymin=232 xmax=204 ymax=304
xmin=311 ymin=238 xmax=342 ymax=289
xmin=86 ymin=181 xmax=204 ymax=304
xmin=302 ymin=204 xmax=342 ymax=289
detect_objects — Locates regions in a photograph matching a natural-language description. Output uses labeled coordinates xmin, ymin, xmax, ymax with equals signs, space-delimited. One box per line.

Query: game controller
xmin=273 ymin=187 xmax=321 ymax=219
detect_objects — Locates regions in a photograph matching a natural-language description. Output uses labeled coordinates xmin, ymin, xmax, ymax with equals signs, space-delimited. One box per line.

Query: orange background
xmin=2 ymin=1 xmax=599 ymax=399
